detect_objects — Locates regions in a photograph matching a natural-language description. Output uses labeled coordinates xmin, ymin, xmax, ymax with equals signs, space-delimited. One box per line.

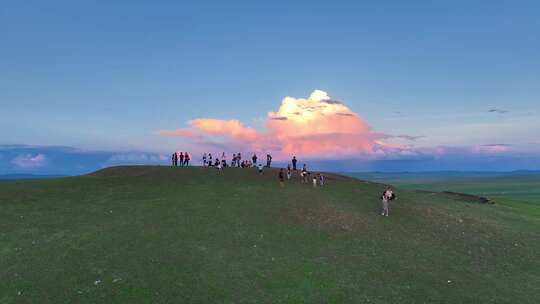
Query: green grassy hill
xmin=1 ymin=166 xmax=539 ymax=303
xmin=346 ymin=172 xmax=540 ymax=218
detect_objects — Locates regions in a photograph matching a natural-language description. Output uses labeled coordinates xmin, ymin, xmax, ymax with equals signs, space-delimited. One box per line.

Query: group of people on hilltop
xmin=279 ymin=160 xmax=325 ymax=188
xmin=199 ymin=152 xmax=274 ymax=169
xmin=171 ymin=151 xmax=191 ymax=167
xmin=170 ymin=151 xmax=397 ymax=217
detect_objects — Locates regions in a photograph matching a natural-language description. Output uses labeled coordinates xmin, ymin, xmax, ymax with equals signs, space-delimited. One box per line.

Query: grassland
xmin=1 ymin=166 xmax=539 ymax=303
xmin=347 ymin=172 xmax=540 ymax=218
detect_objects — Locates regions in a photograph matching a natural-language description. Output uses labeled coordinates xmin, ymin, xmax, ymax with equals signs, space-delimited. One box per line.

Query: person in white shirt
xmin=381 ymin=187 xmax=394 ymax=217
xmin=301 ymin=165 xmax=308 ymax=183
xmin=257 ymin=163 xmax=263 ymax=174
xmin=216 ymin=161 xmax=223 ymax=172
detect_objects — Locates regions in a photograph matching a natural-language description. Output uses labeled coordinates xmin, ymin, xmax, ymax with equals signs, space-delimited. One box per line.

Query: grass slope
xmin=1 ymin=166 xmax=539 ymax=303
xmin=348 ymin=172 xmax=540 ymax=218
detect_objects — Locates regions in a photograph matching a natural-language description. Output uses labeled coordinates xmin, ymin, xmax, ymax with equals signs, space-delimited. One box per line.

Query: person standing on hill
xmin=171 ymin=153 xmax=177 ymax=166
xmin=179 ymin=152 xmax=184 ymax=167
xmin=266 ymin=154 xmax=272 ymax=167
xmin=279 ymin=168 xmax=285 ymax=187
xmin=237 ymin=153 xmax=242 ymax=167
xmin=381 ymin=187 xmax=395 ymax=217
xmin=287 ymin=164 xmax=292 ymax=180
xmin=184 ymin=152 xmax=190 ymax=167
xmin=292 ymin=156 xmax=297 ymax=170
xmin=301 ymin=164 xmax=308 ymax=183
xmin=216 ymin=160 xmax=223 ymax=172
xmin=208 ymin=153 xmax=213 ymax=166
xmin=257 ymin=162 xmax=263 ymax=175
xmin=202 ymin=153 xmax=207 ymax=166
xmin=252 ymin=153 xmax=258 ymax=165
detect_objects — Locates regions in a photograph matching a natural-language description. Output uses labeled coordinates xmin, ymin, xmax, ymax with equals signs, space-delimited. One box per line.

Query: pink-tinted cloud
xmin=191 ymin=119 xmax=259 ymax=142
xmin=265 ymin=90 xmax=379 ymax=157
xmin=159 ymin=90 xmax=409 ymax=159
xmin=158 ymin=128 xmax=201 ymax=139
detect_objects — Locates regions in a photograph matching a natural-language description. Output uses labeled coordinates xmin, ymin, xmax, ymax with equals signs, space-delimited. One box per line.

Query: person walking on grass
xmin=319 ymin=173 xmax=325 ymax=186
xmin=292 ymin=156 xmax=297 ymax=170
xmin=216 ymin=160 xmax=223 ymax=172
xmin=301 ymin=164 xmax=308 ymax=183
xmin=237 ymin=153 xmax=242 ymax=168
xmin=312 ymin=175 xmax=318 ymax=187
xmin=203 ymin=153 xmax=207 ymax=166
xmin=279 ymin=168 xmax=285 ymax=187
xmin=381 ymin=187 xmax=395 ymax=217
xmin=257 ymin=163 xmax=263 ymax=175
xmin=287 ymin=166 xmax=291 ymax=180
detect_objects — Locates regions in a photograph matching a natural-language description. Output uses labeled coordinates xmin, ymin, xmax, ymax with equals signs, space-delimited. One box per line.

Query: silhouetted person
xmin=172 ymin=153 xmax=177 ymax=166
xmin=292 ymin=156 xmax=297 ymax=170
xmin=208 ymin=153 xmax=213 ymax=166
xmin=184 ymin=152 xmax=190 ymax=166
xmin=179 ymin=152 xmax=184 ymax=167
xmin=252 ymin=154 xmax=257 ymax=164
xmin=279 ymin=168 xmax=285 ymax=187
xmin=237 ymin=153 xmax=242 ymax=167
xmin=266 ymin=154 xmax=272 ymax=167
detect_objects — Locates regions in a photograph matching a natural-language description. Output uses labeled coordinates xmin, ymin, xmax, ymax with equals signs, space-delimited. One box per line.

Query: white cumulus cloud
xmin=11 ymin=154 xmax=47 ymax=169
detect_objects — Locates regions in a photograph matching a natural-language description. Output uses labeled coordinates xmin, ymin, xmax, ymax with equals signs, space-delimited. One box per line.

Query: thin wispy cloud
xmin=474 ymin=144 xmax=512 ymax=153
xmin=488 ymin=108 xmax=509 ymax=114
xmin=383 ymin=134 xmax=426 ymax=141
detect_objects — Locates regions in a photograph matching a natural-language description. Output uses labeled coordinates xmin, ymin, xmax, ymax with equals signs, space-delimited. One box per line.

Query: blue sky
xmin=1 ymin=1 xmax=539 ymax=174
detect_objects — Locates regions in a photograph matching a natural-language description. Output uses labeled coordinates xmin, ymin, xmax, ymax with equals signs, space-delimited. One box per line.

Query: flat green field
xmin=1 ymin=166 xmax=539 ymax=303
